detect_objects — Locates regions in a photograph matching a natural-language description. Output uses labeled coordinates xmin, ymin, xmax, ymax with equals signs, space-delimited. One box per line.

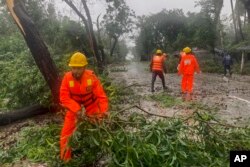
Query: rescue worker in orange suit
xmin=178 ymin=47 xmax=200 ymax=101
xmin=59 ymin=52 xmax=108 ymax=162
xmin=150 ymin=49 xmax=167 ymax=92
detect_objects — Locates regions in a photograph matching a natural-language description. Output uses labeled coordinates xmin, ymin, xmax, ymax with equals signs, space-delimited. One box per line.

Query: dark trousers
xmin=224 ymin=65 xmax=232 ymax=76
xmin=151 ymin=71 xmax=166 ymax=91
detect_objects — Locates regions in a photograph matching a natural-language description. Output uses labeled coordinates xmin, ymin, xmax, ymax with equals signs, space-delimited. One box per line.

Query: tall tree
xmin=102 ymin=0 xmax=135 ymax=57
xmin=135 ymin=9 xmax=187 ymax=60
xmin=196 ymin=0 xmax=224 ymax=47
xmin=230 ymin=0 xmax=239 ymax=41
xmin=6 ymin=0 xmax=60 ymax=103
xmin=239 ymin=0 xmax=250 ymax=23
xmin=235 ymin=0 xmax=245 ymax=41
xmin=63 ymin=0 xmax=104 ymax=73
xmin=196 ymin=0 xmax=223 ymax=25
xmin=1 ymin=0 xmax=60 ymax=125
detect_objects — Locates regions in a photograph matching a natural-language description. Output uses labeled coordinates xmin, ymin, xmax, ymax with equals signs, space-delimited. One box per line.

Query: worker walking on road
xmin=223 ymin=51 xmax=233 ymax=77
xmin=59 ymin=52 xmax=109 ymax=162
xmin=150 ymin=49 xmax=167 ymax=92
xmin=178 ymin=47 xmax=200 ymax=101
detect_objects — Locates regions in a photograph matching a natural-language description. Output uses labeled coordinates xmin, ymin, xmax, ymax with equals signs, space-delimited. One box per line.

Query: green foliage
xmin=1 ymin=79 xmax=249 ymax=166
xmin=136 ymin=9 xmax=187 ymax=60
xmin=149 ymin=93 xmax=182 ymax=108
xmin=0 ymin=2 xmax=94 ymax=110
xmin=0 ymin=124 xmax=61 ymax=166
xmin=0 ymin=34 xmax=50 ymax=110
xmin=135 ymin=9 xmax=216 ymax=61
xmin=165 ymin=55 xmax=179 ymax=73
xmin=1 ymin=111 xmax=250 ymax=167
xmin=187 ymin=12 xmax=216 ymax=49
xmin=103 ymin=0 xmax=135 ymax=38
xmin=233 ymin=61 xmax=250 ymax=75
xmin=199 ymin=59 xmax=224 ymax=73
xmin=101 ymin=76 xmax=135 ymax=108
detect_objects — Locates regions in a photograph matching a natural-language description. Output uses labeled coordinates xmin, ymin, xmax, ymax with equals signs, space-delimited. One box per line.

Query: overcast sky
xmin=58 ymin=0 xmax=232 ymax=21
xmin=125 ymin=0 xmax=232 ymax=16
xmin=56 ymin=0 xmax=233 ymax=48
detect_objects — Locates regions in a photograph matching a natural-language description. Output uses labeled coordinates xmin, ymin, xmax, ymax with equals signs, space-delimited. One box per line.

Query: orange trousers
xmin=181 ymin=74 xmax=194 ymax=93
xmin=60 ymin=106 xmax=105 ymax=162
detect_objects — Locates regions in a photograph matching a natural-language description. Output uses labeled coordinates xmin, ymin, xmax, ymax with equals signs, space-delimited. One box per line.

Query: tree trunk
xmin=97 ymin=14 xmax=107 ymax=66
xmin=241 ymin=51 xmax=245 ymax=74
xmin=64 ymin=0 xmax=104 ymax=73
xmin=2 ymin=0 xmax=61 ymax=125
xmin=0 ymin=104 xmax=50 ymax=126
xmin=214 ymin=0 xmax=223 ymax=26
xmin=213 ymin=0 xmax=223 ymax=48
xmin=110 ymin=37 xmax=118 ymax=58
xmin=6 ymin=0 xmax=60 ymax=103
xmin=230 ymin=0 xmax=238 ymax=42
xmin=240 ymin=0 xmax=250 ymax=23
xmin=236 ymin=0 xmax=245 ymax=41
xmin=81 ymin=0 xmax=103 ymax=72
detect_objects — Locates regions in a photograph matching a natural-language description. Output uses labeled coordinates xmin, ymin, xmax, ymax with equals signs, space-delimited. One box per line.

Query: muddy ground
xmin=109 ymin=61 xmax=250 ymax=126
xmin=1 ymin=61 xmax=250 ymax=166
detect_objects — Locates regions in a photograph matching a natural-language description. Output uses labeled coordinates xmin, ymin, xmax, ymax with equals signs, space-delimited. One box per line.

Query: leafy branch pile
xmin=1 ymin=77 xmax=250 ymax=167
xmin=1 ymin=109 xmax=250 ymax=167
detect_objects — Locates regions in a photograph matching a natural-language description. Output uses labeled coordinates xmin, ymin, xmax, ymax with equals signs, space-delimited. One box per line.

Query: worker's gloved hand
xmin=76 ymin=110 xmax=84 ymax=121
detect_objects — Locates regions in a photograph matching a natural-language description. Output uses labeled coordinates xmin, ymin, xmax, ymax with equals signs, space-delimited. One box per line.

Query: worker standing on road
xmin=59 ymin=52 xmax=109 ymax=162
xmin=223 ymin=51 xmax=233 ymax=77
xmin=178 ymin=47 xmax=200 ymax=101
xmin=150 ymin=49 xmax=167 ymax=92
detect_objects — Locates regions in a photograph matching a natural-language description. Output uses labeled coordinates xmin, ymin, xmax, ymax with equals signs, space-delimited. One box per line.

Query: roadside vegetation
xmin=1 ymin=83 xmax=250 ymax=166
xmin=1 ymin=0 xmax=250 ymax=166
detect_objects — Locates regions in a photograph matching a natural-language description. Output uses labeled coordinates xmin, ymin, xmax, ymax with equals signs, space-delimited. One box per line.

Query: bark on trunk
xmin=110 ymin=37 xmax=118 ymax=58
xmin=236 ymin=0 xmax=245 ymax=41
xmin=2 ymin=0 xmax=61 ymax=125
xmin=81 ymin=0 xmax=103 ymax=73
xmin=97 ymin=14 xmax=106 ymax=66
xmin=230 ymin=0 xmax=238 ymax=42
xmin=64 ymin=0 xmax=104 ymax=73
xmin=6 ymin=0 xmax=60 ymax=103
xmin=0 ymin=104 xmax=50 ymax=126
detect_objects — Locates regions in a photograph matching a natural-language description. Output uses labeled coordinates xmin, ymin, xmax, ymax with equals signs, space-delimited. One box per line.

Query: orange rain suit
xmin=150 ymin=55 xmax=166 ymax=91
xmin=151 ymin=55 xmax=165 ymax=72
xmin=59 ymin=70 xmax=108 ymax=161
xmin=178 ymin=53 xmax=200 ymax=93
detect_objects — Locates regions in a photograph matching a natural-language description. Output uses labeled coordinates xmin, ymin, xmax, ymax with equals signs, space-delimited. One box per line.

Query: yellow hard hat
xmin=156 ymin=49 xmax=162 ymax=54
xmin=183 ymin=47 xmax=191 ymax=54
xmin=68 ymin=52 xmax=88 ymax=67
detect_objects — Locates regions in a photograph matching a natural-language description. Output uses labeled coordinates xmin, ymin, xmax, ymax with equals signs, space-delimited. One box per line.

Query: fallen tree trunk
xmin=6 ymin=0 xmax=60 ymax=103
xmin=1 ymin=0 xmax=61 ymax=126
xmin=0 ymin=104 xmax=50 ymax=126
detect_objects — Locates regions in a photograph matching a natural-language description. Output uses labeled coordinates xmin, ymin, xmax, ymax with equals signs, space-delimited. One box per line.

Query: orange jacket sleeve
xmin=92 ymin=74 xmax=109 ymax=113
xmin=60 ymin=73 xmax=81 ymax=113
xmin=193 ymin=56 xmax=200 ymax=73
xmin=178 ymin=57 xmax=184 ymax=75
